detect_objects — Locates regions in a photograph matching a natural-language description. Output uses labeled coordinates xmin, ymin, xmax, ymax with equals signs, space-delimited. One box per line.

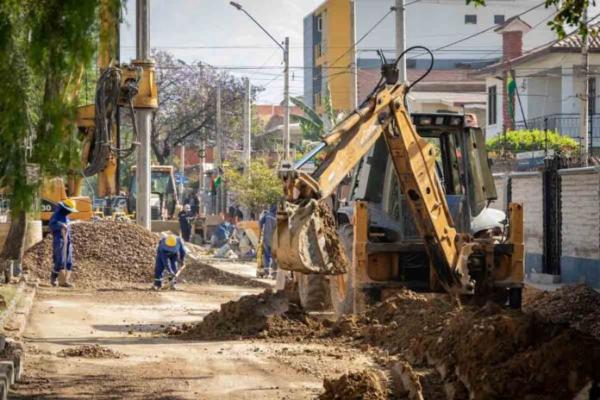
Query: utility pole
xmin=198 ymin=139 xmax=205 ymax=215
xmin=243 ymin=77 xmax=252 ymax=172
xmin=215 ymin=83 xmax=222 ymax=214
xmin=283 ymin=36 xmax=290 ymax=160
xmin=395 ymin=0 xmax=406 ymax=82
xmin=135 ymin=0 xmax=151 ymax=229
xmin=580 ymin=7 xmax=590 ymax=166
xmin=179 ymin=144 xmax=185 ymax=198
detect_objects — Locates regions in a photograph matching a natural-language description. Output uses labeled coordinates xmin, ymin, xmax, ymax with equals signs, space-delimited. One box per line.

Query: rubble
xmin=57 ymin=344 xmax=123 ymax=359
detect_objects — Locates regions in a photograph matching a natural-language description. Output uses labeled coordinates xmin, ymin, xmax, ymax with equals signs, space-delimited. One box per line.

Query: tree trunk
xmin=0 ymin=210 xmax=27 ymax=262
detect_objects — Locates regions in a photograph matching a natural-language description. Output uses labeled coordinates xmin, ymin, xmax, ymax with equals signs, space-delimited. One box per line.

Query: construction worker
xmin=49 ymin=199 xmax=78 ymax=288
xmin=259 ymin=204 xmax=277 ymax=278
xmin=178 ymin=204 xmax=193 ymax=242
xmin=152 ymin=234 xmax=186 ymax=291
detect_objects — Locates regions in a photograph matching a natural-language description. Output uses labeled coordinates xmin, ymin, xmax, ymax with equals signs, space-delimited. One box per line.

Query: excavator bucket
xmin=273 ymin=199 xmax=348 ymax=275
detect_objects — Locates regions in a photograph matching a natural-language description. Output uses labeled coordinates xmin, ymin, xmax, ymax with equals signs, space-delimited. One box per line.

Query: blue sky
xmin=120 ymin=0 xmax=323 ymax=104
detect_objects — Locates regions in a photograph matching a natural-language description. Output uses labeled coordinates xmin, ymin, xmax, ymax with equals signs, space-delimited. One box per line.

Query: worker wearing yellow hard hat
xmin=152 ymin=233 xmax=187 ymax=290
xmin=49 ymin=198 xmax=78 ymax=287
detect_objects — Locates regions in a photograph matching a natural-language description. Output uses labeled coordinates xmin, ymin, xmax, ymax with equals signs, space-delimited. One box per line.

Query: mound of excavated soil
xmin=524 ymin=284 xmax=600 ymax=340
xmin=23 ymin=221 xmax=268 ymax=289
xmin=319 ymin=370 xmax=387 ymax=400
xmin=23 ymin=221 xmax=157 ymax=288
xmin=57 ymin=344 xmax=123 ymax=359
xmin=170 ymin=289 xmax=317 ymax=340
xmin=324 ymin=287 xmax=600 ymax=400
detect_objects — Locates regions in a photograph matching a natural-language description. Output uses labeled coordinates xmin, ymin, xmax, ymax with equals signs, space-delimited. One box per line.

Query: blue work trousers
xmin=154 ymin=252 xmax=178 ymax=287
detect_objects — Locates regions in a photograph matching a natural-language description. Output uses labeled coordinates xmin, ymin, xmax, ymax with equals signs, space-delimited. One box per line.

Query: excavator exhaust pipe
xmin=273 ymin=200 xmax=348 ymax=275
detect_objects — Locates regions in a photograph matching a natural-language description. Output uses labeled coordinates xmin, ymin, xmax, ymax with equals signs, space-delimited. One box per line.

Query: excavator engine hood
xmin=273 ymin=199 xmax=348 ymax=275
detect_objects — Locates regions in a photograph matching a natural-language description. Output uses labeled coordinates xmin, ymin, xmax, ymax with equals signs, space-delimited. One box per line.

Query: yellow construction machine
xmin=40 ymin=0 xmax=158 ymax=224
xmin=274 ymin=48 xmax=524 ymax=313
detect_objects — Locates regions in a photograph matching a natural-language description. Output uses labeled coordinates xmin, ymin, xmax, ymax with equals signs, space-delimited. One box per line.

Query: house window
xmin=317 ymin=15 xmax=323 ymax=32
xmin=494 ymin=15 xmax=505 ymax=24
xmin=488 ymin=86 xmax=497 ymax=125
xmin=465 ymin=14 xmax=477 ymax=24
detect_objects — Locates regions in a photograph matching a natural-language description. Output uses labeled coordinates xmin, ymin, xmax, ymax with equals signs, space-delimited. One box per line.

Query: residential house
xmin=303 ymin=0 xmax=556 ymax=113
xmin=479 ymin=18 xmax=600 ymax=152
xmin=253 ymin=103 xmax=304 ymax=152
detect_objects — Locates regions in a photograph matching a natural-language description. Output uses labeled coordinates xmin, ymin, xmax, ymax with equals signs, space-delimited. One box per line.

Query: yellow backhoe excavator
xmin=274 ymin=48 xmax=524 ymax=313
xmin=40 ymin=0 xmax=158 ymax=224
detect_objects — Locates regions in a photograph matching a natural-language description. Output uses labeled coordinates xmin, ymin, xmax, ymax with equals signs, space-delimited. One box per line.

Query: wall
xmin=492 ymin=167 xmax=600 ymax=287
xmin=303 ymin=15 xmax=314 ymax=109
xmin=559 ymin=167 xmax=600 ymax=286
xmin=354 ymin=0 xmax=555 ymax=64
xmin=510 ymin=172 xmax=544 ymax=274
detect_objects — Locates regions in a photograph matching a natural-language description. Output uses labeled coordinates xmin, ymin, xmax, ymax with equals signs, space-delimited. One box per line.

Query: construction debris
xmin=57 ymin=344 xmax=123 ymax=359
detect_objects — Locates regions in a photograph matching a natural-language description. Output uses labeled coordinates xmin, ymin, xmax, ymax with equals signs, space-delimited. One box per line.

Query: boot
xmin=59 ymin=271 xmax=75 ymax=288
xmin=50 ymin=274 xmax=58 ymax=287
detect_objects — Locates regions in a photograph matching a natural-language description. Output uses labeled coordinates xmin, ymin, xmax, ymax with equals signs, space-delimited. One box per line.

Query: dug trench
xmin=11 ymin=221 xmax=382 ymax=399
xmin=14 ymin=220 xmax=600 ymax=399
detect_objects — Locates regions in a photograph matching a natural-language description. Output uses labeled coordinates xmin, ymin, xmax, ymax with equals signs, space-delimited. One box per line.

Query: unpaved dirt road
xmin=11 ymin=283 xmax=376 ymax=399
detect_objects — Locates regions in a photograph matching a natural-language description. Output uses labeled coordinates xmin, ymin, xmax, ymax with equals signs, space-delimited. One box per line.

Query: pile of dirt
xmin=170 ymin=289 xmax=317 ymax=340
xmin=181 ymin=260 xmax=269 ymax=289
xmin=323 ymin=287 xmax=600 ymax=399
xmin=57 ymin=344 xmax=123 ymax=359
xmin=23 ymin=221 xmax=158 ymax=287
xmin=524 ymin=284 xmax=600 ymax=340
xmin=23 ymin=221 xmax=268 ymax=289
xmin=319 ymin=370 xmax=387 ymax=400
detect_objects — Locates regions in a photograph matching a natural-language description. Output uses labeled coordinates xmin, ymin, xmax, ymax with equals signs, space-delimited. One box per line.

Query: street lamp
xmin=230 ymin=1 xmax=290 ymax=161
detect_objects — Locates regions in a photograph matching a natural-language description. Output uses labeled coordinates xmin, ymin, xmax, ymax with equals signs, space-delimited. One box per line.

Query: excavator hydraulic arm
xmin=276 ymin=83 xmax=473 ymax=292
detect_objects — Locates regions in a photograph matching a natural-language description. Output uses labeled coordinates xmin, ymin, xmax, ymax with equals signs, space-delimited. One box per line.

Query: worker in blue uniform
xmin=259 ymin=204 xmax=277 ymax=279
xmin=152 ymin=234 xmax=186 ymax=290
xmin=49 ymin=199 xmax=78 ymax=288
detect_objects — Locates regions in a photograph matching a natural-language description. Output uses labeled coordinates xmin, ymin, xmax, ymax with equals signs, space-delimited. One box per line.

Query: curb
xmin=0 ymin=281 xmax=36 ymax=399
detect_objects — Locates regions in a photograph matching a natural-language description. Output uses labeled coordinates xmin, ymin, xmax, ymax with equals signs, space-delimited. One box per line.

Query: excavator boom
xmin=276 ymin=83 xmax=473 ymax=292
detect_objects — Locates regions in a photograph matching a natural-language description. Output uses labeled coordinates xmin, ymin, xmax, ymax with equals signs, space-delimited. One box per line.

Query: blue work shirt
xmin=155 ymin=237 xmax=187 ymax=274
xmin=259 ymin=211 xmax=277 ymax=248
xmin=49 ymin=205 xmax=73 ymax=269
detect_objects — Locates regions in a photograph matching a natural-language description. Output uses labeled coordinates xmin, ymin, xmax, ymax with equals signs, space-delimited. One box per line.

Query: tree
xmin=486 ymin=129 xmax=579 ymax=155
xmin=0 ymin=0 xmax=107 ymax=262
xmin=290 ymin=85 xmax=343 ymax=142
xmin=467 ymin=0 xmax=596 ymax=38
xmin=223 ymin=158 xmax=282 ymax=216
xmin=150 ymin=51 xmax=262 ymax=165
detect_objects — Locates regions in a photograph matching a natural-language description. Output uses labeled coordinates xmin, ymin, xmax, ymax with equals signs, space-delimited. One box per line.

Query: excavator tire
xmin=298 ymin=273 xmax=332 ymax=312
xmin=329 ymin=224 xmax=359 ymax=316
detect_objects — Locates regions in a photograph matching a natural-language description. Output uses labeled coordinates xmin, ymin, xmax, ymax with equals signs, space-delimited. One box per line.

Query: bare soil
xmin=57 ymin=344 xmax=123 ymax=359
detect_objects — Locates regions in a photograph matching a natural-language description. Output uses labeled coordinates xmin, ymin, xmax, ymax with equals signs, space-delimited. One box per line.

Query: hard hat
xmin=60 ymin=198 xmax=78 ymax=213
xmin=165 ymin=235 xmax=178 ymax=248
xmin=184 ymin=204 xmax=191 ymax=212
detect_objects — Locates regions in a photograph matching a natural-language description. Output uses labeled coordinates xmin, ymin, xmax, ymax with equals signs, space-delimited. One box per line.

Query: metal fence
xmin=514 ymin=113 xmax=600 ymax=156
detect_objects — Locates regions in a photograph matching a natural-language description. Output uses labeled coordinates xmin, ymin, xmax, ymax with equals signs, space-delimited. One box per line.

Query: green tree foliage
xmin=0 ymin=0 xmax=112 ymax=213
xmin=486 ymin=130 xmax=579 ymax=154
xmin=223 ymin=158 xmax=282 ymax=215
xmin=466 ymin=0 xmax=595 ymax=38
xmin=290 ymin=86 xmax=343 ymax=142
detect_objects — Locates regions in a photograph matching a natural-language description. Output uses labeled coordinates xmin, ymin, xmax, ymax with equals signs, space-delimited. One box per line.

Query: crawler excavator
xmin=273 ymin=48 xmax=524 ymax=313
